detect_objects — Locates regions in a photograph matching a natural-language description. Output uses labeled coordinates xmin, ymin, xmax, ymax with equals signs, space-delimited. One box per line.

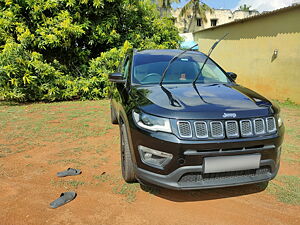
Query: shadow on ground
xmin=140 ymin=182 xmax=269 ymax=202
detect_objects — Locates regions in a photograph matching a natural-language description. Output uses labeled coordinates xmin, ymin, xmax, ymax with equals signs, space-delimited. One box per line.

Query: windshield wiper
xmin=161 ymin=85 xmax=181 ymax=107
xmin=159 ymin=44 xmax=198 ymax=86
xmin=192 ymin=33 xmax=229 ymax=86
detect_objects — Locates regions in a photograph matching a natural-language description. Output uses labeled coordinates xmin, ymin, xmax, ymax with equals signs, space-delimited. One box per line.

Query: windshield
xmin=132 ymin=51 xmax=230 ymax=85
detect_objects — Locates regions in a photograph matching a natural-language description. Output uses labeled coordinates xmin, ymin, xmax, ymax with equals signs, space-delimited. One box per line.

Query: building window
xmin=196 ymin=18 xmax=202 ymax=26
xmin=210 ymin=19 xmax=218 ymax=26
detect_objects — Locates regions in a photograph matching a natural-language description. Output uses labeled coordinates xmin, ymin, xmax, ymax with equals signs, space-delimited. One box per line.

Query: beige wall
xmin=193 ymin=6 xmax=300 ymax=104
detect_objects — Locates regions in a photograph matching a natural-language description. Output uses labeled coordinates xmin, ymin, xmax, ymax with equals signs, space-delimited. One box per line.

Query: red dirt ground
xmin=0 ymin=101 xmax=299 ymax=225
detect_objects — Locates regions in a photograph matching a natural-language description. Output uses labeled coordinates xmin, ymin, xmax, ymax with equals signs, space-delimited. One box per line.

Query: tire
xmin=120 ymin=124 xmax=136 ymax=183
xmin=110 ymin=104 xmax=118 ymax=124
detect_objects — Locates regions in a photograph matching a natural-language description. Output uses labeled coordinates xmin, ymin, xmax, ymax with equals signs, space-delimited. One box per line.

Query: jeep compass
xmin=109 ymin=49 xmax=284 ymax=190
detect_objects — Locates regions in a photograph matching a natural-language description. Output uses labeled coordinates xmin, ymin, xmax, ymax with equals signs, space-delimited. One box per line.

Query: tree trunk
xmin=187 ymin=10 xmax=196 ymax=32
xmin=183 ymin=19 xmax=187 ymax=33
xmin=160 ymin=1 xmax=167 ymax=17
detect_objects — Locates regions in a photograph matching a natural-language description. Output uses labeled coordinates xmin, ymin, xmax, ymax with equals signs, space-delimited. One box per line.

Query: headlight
xmin=133 ymin=111 xmax=172 ymax=133
xmin=277 ymin=115 xmax=283 ymax=127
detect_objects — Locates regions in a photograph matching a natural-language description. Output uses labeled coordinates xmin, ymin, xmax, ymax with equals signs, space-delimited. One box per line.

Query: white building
xmin=172 ymin=9 xmax=259 ymax=33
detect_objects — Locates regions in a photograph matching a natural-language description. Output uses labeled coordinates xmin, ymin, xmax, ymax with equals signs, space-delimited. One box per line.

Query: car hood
xmin=131 ymin=83 xmax=276 ymax=120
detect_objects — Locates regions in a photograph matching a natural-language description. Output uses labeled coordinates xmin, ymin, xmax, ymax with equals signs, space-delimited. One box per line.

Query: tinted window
xmin=132 ymin=52 xmax=230 ymax=85
xmin=121 ymin=57 xmax=130 ymax=80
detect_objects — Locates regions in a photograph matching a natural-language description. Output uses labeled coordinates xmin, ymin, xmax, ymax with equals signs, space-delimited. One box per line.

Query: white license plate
xmin=203 ymin=154 xmax=261 ymax=174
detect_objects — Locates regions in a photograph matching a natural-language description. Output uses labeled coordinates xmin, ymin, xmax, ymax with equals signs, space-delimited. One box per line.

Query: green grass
xmin=0 ymin=147 xmax=12 ymax=158
xmin=0 ymin=100 xmax=111 ymax=155
xmin=56 ymin=147 xmax=84 ymax=157
xmin=275 ymin=99 xmax=300 ymax=109
xmin=100 ymin=157 xmax=109 ymax=163
xmin=286 ymin=128 xmax=296 ymax=135
xmin=48 ymin=159 xmax=85 ymax=166
xmin=0 ymin=101 xmax=24 ymax=106
xmin=93 ymin=172 xmax=140 ymax=202
xmin=93 ymin=173 xmax=114 ymax=183
xmin=50 ymin=179 xmax=85 ymax=189
xmin=283 ymin=143 xmax=299 ymax=151
xmin=268 ymin=175 xmax=300 ymax=205
xmin=113 ymin=183 xmax=140 ymax=203
xmin=0 ymin=164 xmax=9 ymax=177
xmin=283 ymin=158 xmax=300 ymax=165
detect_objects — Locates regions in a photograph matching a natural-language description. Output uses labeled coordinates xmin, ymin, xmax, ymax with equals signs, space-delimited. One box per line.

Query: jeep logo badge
xmin=223 ymin=113 xmax=237 ymax=118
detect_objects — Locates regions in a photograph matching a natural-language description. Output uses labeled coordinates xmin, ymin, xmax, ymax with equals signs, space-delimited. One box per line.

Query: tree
xmin=155 ymin=0 xmax=180 ymax=17
xmin=239 ymin=4 xmax=252 ymax=12
xmin=179 ymin=0 xmax=212 ymax=32
xmin=0 ymin=0 xmax=181 ymax=102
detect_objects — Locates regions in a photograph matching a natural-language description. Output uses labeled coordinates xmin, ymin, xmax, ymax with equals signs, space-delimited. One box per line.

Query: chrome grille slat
xmin=254 ymin=118 xmax=265 ymax=134
xmin=177 ymin=121 xmax=192 ymax=138
xmin=194 ymin=121 xmax=208 ymax=138
xmin=225 ymin=120 xmax=239 ymax=138
xmin=240 ymin=120 xmax=253 ymax=137
xmin=210 ymin=121 xmax=224 ymax=138
xmin=266 ymin=117 xmax=276 ymax=133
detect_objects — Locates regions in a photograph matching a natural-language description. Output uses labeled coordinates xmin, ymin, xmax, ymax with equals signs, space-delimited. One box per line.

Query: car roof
xmin=135 ymin=49 xmax=205 ymax=57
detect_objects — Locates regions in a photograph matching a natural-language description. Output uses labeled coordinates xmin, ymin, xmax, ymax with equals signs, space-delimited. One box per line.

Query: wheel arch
xmin=117 ymin=110 xmax=138 ymax=166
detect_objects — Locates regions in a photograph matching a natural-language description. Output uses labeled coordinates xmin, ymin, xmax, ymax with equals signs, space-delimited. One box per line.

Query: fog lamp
xmin=138 ymin=145 xmax=173 ymax=169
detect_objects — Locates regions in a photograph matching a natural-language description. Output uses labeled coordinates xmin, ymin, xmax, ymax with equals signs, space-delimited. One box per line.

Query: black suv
xmin=109 ymin=49 xmax=284 ymax=190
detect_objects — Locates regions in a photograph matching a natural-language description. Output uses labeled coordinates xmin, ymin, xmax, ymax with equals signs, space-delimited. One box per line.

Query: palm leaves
xmin=179 ymin=0 xmax=212 ymax=32
xmin=155 ymin=0 xmax=180 ymax=17
xmin=239 ymin=4 xmax=252 ymax=12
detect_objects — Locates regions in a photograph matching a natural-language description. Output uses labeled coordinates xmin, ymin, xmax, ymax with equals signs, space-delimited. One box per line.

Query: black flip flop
xmin=50 ymin=192 xmax=77 ymax=209
xmin=56 ymin=168 xmax=82 ymax=177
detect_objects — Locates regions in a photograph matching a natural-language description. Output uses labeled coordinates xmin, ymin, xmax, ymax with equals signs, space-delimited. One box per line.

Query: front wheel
xmin=120 ymin=124 xmax=136 ymax=183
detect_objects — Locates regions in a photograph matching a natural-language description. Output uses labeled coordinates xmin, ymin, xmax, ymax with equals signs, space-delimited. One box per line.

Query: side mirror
xmin=109 ymin=72 xmax=126 ymax=83
xmin=227 ymin=72 xmax=237 ymax=81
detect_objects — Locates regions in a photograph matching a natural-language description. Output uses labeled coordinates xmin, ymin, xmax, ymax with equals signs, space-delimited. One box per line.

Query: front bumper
xmin=135 ymin=159 xmax=278 ymax=190
xmin=128 ymin=121 xmax=284 ymax=190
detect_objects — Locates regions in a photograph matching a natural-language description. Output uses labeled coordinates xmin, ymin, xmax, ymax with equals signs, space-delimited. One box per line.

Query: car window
xmin=134 ymin=62 xmax=167 ymax=83
xmin=122 ymin=57 xmax=130 ymax=80
xmin=197 ymin=61 xmax=229 ymax=83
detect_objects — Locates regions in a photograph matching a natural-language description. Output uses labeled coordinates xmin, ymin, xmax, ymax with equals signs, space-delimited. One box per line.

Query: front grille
xmin=177 ymin=117 xmax=277 ymax=139
xmin=178 ymin=167 xmax=271 ymax=184
xmin=177 ymin=121 xmax=192 ymax=137
xmin=210 ymin=121 xmax=224 ymax=138
xmin=194 ymin=122 xmax=208 ymax=138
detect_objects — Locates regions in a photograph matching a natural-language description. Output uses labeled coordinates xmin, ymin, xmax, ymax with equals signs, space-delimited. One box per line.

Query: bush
xmin=0 ymin=0 xmax=181 ymax=102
